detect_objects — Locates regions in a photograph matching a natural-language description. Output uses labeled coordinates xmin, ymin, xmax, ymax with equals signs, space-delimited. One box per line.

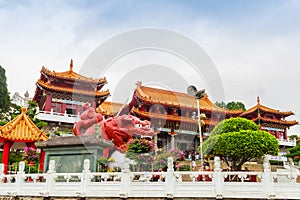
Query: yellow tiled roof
xmin=96 ymin=101 xmax=125 ymax=116
xmin=0 ymin=107 xmax=48 ymax=142
xmin=41 ymin=60 xmax=107 ymax=84
xmin=252 ymin=116 xmax=298 ymax=126
xmin=135 ymin=84 xmax=242 ymax=115
xmin=240 ymin=97 xmax=294 ymax=117
xmin=36 ymin=79 xmax=110 ymax=97
xmin=131 ymin=107 xmax=219 ymax=126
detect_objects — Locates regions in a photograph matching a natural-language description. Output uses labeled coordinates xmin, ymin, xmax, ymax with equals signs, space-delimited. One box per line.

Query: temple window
xmin=51 ymin=103 xmax=62 ymax=113
xmin=66 ymin=104 xmax=77 ymax=115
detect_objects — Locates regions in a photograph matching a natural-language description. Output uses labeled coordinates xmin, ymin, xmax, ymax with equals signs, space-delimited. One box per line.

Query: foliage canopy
xmin=203 ymin=117 xmax=279 ymax=171
xmin=0 ymin=65 xmax=10 ymax=113
xmin=286 ymin=141 xmax=300 ymax=163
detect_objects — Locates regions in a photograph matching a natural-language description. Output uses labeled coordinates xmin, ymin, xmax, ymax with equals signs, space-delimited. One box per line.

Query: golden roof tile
xmin=135 ymin=84 xmax=242 ymax=115
xmin=252 ymin=116 xmax=298 ymax=126
xmin=0 ymin=107 xmax=48 ymax=142
xmin=131 ymin=107 xmax=219 ymax=126
xmin=96 ymin=101 xmax=125 ymax=116
xmin=240 ymin=96 xmax=294 ymax=117
xmin=41 ymin=60 xmax=107 ymax=84
xmin=36 ymin=79 xmax=110 ymax=97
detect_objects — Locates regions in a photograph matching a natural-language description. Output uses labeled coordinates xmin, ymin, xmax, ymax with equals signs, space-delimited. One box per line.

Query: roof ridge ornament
xmin=70 ymin=59 xmax=73 ymax=71
xmin=21 ymin=107 xmax=27 ymax=114
xmin=257 ymin=96 xmax=260 ymax=104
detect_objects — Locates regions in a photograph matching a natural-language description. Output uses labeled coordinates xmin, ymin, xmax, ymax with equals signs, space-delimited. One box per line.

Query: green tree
xmin=226 ymin=101 xmax=246 ymax=111
xmin=286 ymin=142 xmax=300 ymax=163
xmin=203 ymin=117 xmax=279 ymax=171
xmin=26 ymin=101 xmax=47 ymax=129
xmin=2 ymin=100 xmax=47 ymax=129
xmin=215 ymin=101 xmax=226 ymax=109
xmin=0 ymin=65 xmax=10 ymax=113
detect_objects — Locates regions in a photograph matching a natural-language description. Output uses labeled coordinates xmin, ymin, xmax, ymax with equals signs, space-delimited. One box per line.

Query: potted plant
xmin=22 ymin=147 xmax=39 ymax=165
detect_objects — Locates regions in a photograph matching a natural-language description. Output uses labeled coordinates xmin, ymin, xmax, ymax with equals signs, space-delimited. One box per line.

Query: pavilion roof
xmin=40 ymin=59 xmax=107 ymax=84
xmin=134 ymin=82 xmax=242 ymax=115
xmin=240 ymin=96 xmax=294 ymax=117
xmin=0 ymin=107 xmax=48 ymax=142
xmin=96 ymin=101 xmax=125 ymax=117
xmin=36 ymin=79 xmax=110 ymax=97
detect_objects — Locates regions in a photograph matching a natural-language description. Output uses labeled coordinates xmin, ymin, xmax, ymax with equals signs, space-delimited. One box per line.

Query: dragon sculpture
xmin=73 ymin=103 xmax=155 ymax=152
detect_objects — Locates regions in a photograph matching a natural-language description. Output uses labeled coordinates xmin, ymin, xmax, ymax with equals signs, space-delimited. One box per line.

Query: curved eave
xmin=241 ymin=105 xmax=294 ymax=117
xmin=135 ymin=93 xmax=241 ymax=116
xmin=131 ymin=107 xmax=219 ymax=126
xmin=41 ymin=67 xmax=107 ymax=84
xmin=252 ymin=116 xmax=298 ymax=127
xmin=36 ymin=80 xmax=110 ymax=97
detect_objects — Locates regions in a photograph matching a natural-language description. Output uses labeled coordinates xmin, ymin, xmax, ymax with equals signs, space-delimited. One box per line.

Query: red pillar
xmin=2 ymin=141 xmax=12 ymax=174
xmin=61 ymin=103 xmax=67 ymax=114
xmin=44 ymin=95 xmax=52 ymax=112
xmin=39 ymin=150 xmax=45 ymax=172
xmin=284 ymin=128 xmax=288 ymax=140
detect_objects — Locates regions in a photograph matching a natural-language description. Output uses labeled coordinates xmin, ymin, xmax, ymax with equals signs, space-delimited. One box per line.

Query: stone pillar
xmin=119 ymin=158 xmax=131 ymax=198
xmin=263 ymin=156 xmax=275 ymax=199
xmin=80 ymin=159 xmax=91 ymax=196
xmin=46 ymin=160 xmax=56 ymax=196
xmin=0 ymin=163 xmax=4 ymax=175
xmin=16 ymin=161 xmax=25 ymax=194
xmin=166 ymin=157 xmax=174 ymax=198
xmin=214 ymin=156 xmax=223 ymax=199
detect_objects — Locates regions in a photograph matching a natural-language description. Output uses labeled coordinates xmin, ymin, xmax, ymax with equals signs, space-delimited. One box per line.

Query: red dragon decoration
xmin=73 ymin=103 xmax=155 ymax=152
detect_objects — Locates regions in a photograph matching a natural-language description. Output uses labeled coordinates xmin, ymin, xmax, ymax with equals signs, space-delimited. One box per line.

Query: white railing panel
xmin=223 ymin=183 xmax=265 ymax=199
xmin=174 ymin=183 xmax=215 ymax=198
xmin=129 ymin=182 xmax=167 ymax=197
xmin=274 ymin=184 xmax=300 ymax=200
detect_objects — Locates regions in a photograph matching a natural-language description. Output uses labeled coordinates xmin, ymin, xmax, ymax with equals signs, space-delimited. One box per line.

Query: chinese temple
xmin=33 ymin=60 xmax=110 ymax=126
xmin=0 ymin=107 xmax=48 ymax=174
xmin=102 ymin=82 xmax=242 ymax=152
xmin=240 ymin=96 xmax=298 ymax=147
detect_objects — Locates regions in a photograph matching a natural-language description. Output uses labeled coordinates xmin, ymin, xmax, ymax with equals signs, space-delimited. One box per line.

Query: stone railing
xmin=36 ymin=110 xmax=80 ymax=124
xmin=0 ymin=157 xmax=299 ymax=199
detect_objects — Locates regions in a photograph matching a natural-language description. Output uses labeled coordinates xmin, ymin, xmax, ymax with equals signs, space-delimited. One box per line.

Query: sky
xmin=1 ymin=0 xmax=300 ymax=134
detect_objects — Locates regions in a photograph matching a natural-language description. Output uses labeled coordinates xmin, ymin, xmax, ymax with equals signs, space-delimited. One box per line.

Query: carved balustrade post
xmin=262 ymin=156 xmax=275 ymax=199
xmin=166 ymin=157 xmax=175 ymax=198
xmin=80 ymin=159 xmax=91 ymax=197
xmin=119 ymin=158 xmax=130 ymax=198
xmin=213 ymin=156 xmax=223 ymax=199
xmin=15 ymin=161 xmax=25 ymax=195
xmin=45 ymin=160 xmax=56 ymax=197
xmin=0 ymin=163 xmax=4 ymax=185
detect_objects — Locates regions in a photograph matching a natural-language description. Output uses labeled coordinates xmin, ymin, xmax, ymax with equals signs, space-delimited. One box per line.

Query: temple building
xmin=33 ymin=60 xmax=110 ymax=128
xmin=240 ymin=96 xmax=298 ymax=149
xmin=98 ymin=82 xmax=242 ymax=152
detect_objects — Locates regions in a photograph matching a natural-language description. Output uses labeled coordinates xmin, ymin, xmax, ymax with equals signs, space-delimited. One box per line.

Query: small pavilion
xmin=0 ymin=107 xmax=48 ymax=174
